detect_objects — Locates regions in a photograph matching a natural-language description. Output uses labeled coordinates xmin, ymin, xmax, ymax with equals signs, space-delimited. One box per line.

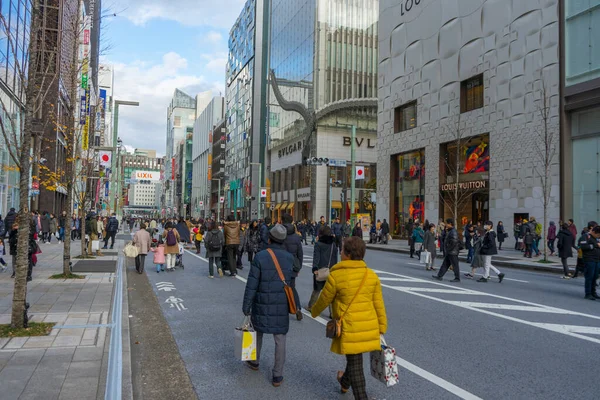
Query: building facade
xmin=97 ymin=64 xmax=113 ymax=147
xmin=191 ymin=94 xmax=224 ymax=219
xmin=560 ymin=0 xmax=600 ymax=228
xmin=210 ymin=118 xmax=227 ymax=218
xmin=165 ymin=89 xmax=197 ymax=213
xmin=225 ymin=0 xmax=269 ymax=220
xmin=267 ymin=0 xmax=379 ymax=222
xmin=377 ymin=0 xmax=560 ymax=237
xmin=0 ymin=0 xmax=31 ymax=215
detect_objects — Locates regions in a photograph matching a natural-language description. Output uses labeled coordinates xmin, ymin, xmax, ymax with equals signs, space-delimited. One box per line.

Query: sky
xmin=101 ymin=0 xmax=247 ymax=157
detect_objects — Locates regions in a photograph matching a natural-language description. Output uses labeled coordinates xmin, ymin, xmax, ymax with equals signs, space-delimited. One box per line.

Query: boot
xmin=306 ymin=290 xmax=320 ymax=312
xmin=96 ymin=250 xmax=104 ymax=257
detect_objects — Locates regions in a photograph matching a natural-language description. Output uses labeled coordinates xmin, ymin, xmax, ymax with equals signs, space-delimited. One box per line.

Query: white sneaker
xmin=1 ymin=265 xmax=6 ymax=272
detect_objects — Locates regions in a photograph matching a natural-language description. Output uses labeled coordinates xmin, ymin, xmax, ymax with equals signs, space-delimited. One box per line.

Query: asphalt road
xmin=139 ymin=243 xmax=600 ymax=400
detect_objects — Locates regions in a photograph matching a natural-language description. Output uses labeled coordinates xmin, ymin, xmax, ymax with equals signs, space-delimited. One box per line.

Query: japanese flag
xmin=356 ymin=166 xmax=365 ymax=180
xmin=99 ymin=151 xmax=111 ymax=167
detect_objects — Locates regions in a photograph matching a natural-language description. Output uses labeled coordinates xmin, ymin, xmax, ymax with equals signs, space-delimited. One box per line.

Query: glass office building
xmin=0 ymin=0 xmax=31 ymax=214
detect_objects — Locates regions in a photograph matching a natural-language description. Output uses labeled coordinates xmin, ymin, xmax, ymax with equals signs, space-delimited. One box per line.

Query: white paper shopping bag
xmin=370 ymin=335 xmax=399 ymax=387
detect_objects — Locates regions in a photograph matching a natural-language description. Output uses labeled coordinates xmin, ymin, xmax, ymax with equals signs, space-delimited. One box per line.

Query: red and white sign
xmin=99 ymin=151 xmax=111 ymax=167
xmin=219 ymin=197 xmax=225 ymax=203
xmin=355 ymin=166 xmax=365 ymax=180
xmin=133 ymin=171 xmax=159 ymax=181
xmin=260 ymin=188 xmax=267 ymax=198
xmin=199 ymin=201 xmax=204 ymax=207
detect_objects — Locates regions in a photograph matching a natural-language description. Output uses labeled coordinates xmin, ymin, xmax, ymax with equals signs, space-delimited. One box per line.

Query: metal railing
xmin=105 ymin=255 xmax=124 ymax=400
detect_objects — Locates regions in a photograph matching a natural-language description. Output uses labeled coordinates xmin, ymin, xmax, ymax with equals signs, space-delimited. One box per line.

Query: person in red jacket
xmin=567 ymin=219 xmax=578 ymax=240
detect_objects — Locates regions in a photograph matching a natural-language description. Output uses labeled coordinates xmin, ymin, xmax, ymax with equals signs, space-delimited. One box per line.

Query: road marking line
xmin=401 ymin=288 xmax=484 ymax=294
xmin=445 ymin=302 xmax=572 ymax=314
xmin=373 ymin=268 xmax=600 ymax=321
xmin=382 ymin=282 xmax=600 ymax=345
xmin=186 ymin=250 xmax=482 ymax=399
xmin=533 ymin=323 xmax=600 ymax=336
xmin=379 ymin=277 xmax=421 ymax=282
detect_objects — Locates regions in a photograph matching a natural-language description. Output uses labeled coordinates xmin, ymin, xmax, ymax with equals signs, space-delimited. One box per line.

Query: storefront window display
xmin=392 ymin=149 xmax=425 ymax=237
xmin=439 ymin=134 xmax=490 ymax=231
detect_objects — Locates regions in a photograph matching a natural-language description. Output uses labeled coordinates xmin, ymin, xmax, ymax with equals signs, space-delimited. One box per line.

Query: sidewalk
xmin=0 ymin=238 xmax=124 ymax=400
xmin=367 ymin=239 xmax=570 ymax=273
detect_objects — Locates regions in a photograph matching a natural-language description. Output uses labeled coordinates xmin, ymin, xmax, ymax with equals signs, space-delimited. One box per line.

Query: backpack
xmin=206 ymin=232 xmax=221 ymax=252
xmin=166 ymin=230 xmax=177 ymax=246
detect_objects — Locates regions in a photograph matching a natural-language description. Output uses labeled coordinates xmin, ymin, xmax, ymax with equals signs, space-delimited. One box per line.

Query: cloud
xmin=109 ymin=52 xmax=222 ymax=155
xmin=202 ymin=52 xmax=228 ymax=74
xmin=118 ymin=0 xmax=247 ymax=28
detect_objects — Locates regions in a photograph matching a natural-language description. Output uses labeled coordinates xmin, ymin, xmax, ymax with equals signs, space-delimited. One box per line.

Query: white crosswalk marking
xmin=374 ymin=268 xmax=600 ymax=345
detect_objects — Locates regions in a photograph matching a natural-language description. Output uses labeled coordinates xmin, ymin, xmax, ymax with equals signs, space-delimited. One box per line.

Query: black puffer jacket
xmin=283 ymin=223 xmax=303 ymax=276
xmin=242 ymin=244 xmax=294 ymax=335
xmin=480 ymin=230 xmax=498 ymax=256
xmin=444 ymin=228 xmax=461 ymax=256
xmin=259 ymin=223 xmax=270 ymax=251
xmin=106 ymin=217 xmax=119 ymax=233
xmin=558 ymin=229 xmax=576 ymax=259
xmin=312 ymin=237 xmax=338 ymax=273
xmin=4 ymin=211 xmax=17 ymax=231
xmin=578 ymin=232 xmax=600 ymax=262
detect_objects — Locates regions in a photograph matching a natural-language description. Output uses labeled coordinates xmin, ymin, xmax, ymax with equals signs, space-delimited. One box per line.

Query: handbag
xmin=316 ymin=243 xmax=335 ymax=282
xmin=266 ymin=249 xmax=297 ymax=315
xmin=326 ymin=269 xmax=368 ymax=339
xmin=370 ymin=335 xmax=399 ymax=387
xmin=419 ymin=250 xmax=430 ymax=264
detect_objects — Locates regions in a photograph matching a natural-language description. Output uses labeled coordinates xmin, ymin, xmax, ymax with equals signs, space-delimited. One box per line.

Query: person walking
xmin=578 ymin=225 xmax=600 ymax=300
xmin=523 ymin=219 xmax=534 ymax=258
xmin=224 ymin=216 xmax=241 ymax=277
xmin=351 ymin=222 xmax=362 ymax=238
xmin=242 ymin=224 xmax=295 ymax=387
xmin=380 ymin=219 xmax=390 ymax=245
xmin=411 ymin=222 xmax=425 ymax=258
xmin=246 ymin=220 xmax=260 ymax=263
xmin=477 ymin=221 xmax=505 ymax=283
xmin=103 ymin=213 xmax=119 ymax=249
xmin=193 ymin=224 xmax=203 ymax=254
xmin=514 ymin=221 xmax=522 ymax=250
xmin=465 ymin=225 xmax=475 ymax=263
xmin=282 ymin=213 xmax=304 ymax=321
xmin=58 ymin=211 xmax=67 ymax=243
xmin=306 ymin=226 xmax=338 ymax=312
xmin=96 ymin=216 xmax=105 ymax=247
xmin=332 ymin=217 xmax=343 ymax=253
xmin=162 ymin=222 xmax=181 ymax=271
xmin=567 ymin=219 xmax=578 ymax=240
xmin=40 ymin=212 xmax=50 ymax=243
xmin=496 ymin=221 xmax=505 ymax=250
xmin=150 ymin=240 xmax=165 ymax=273
xmin=422 ymin=223 xmax=437 ymax=271
xmin=433 ymin=219 xmax=461 ymax=282
xmin=237 ymin=221 xmax=247 ymax=268
xmin=557 ymin=223 xmax=577 ymax=279
xmin=259 ymin=217 xmax=272 ymax=251
xmin=133 ymin=222 xmax=152 ymax=274
xmin=48 ymin=213 xmax=57 ymax=243
xmin=310 ymin=237 xmax=387 ymax=399
xmin=406 ymin=219 xmax=415 ymax=257
xmin=204 ymin=221 xmax=225 ymax=278
xmin=4 ymin=208 xmax=16 ymax=238
xmin=465 ymin=227 xmax=485 ymax=279
xmin=547 ymin=221 xmax=557 ymax=256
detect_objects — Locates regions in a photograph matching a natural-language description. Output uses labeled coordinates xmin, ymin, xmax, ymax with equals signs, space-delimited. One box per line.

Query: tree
xmin=533 ymin=79 xmax=558 ymax=262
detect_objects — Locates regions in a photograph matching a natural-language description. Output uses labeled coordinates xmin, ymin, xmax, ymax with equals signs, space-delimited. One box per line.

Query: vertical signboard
xmin=171 ymin=158 xmax=175 ymax=180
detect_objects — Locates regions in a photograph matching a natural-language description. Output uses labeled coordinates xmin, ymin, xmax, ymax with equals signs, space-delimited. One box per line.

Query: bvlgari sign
xmin=440 ymin=180 xmax=487 ymax=192
xmin=278 ymin=141 xmax=304 ymax=158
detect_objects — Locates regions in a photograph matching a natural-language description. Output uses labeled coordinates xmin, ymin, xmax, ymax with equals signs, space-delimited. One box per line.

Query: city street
xmin=133 ymin=243 xmax=600 ymax=400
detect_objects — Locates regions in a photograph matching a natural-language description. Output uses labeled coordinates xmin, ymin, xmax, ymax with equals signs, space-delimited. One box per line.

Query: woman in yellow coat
xmin=311 ymin=237 xmax=387 ymax=399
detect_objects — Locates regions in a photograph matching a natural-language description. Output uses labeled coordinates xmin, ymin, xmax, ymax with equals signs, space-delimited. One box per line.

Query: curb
xmin=366 ymin=245 xmax=565 ymax=274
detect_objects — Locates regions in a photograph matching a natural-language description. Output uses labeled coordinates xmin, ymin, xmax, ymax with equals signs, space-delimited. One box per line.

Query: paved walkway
xmin=0 ymin=238 xmax=119 ymax=400
xmin=367 ymin=239 xmax=572 ymax=273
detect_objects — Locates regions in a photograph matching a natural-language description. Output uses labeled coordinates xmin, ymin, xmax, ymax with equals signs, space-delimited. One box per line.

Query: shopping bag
xmin=234 ymin=316 xmax=257 ymax=361
xmin=91 ymin=240 xmax=100 ymax=251
xmin=370 ymin=335 xmax=399 ymax=387
xmin=123 ymin=242 xmax=138 ymax=258
xmin=419 ymin=250 xmax=430 ymax=264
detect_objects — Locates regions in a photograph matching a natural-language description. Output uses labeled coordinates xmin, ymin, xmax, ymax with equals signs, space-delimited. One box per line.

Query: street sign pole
xmin=350 ymin=125 xmax=356 ymax=226
xmin=257 ymin=165 xmax=262 ymax=222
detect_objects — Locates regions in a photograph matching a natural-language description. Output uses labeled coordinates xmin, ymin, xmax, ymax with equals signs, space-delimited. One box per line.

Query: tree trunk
xmin=11 ymin=0 xmax=42 ymax=328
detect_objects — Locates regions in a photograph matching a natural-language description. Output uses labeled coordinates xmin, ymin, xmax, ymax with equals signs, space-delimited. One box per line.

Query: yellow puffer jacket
xmin=311 ymin=260 xmax=387 ymax=355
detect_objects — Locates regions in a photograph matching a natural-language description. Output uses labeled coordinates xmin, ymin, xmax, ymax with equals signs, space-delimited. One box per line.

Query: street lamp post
xmin=212 ymin=178 xmax=222 ymax=222
xmin=249 ymin=162 xmax=262 ymax=221
xmin=111 ymin=100 xmax=139 ymax=218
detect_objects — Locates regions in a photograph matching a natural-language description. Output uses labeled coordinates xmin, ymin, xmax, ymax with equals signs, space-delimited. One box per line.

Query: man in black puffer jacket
xmin=282 ymin=213 xmax=303 ymax=321
xmin=242 ymin=224 xmax=294 ymax=387
xmin=433 ymin=218 xmax=462 ymax=282
xmin=103 ymin=213 xmax=119 ymax=249
xmin=259 ymin=217 xmax=272 ymax=251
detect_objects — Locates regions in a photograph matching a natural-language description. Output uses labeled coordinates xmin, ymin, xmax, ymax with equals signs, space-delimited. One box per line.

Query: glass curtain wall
xmin=392 ymin=150 xmax=425 ymax=237
xmin=565 ymin=0 xmax=600 ymax=86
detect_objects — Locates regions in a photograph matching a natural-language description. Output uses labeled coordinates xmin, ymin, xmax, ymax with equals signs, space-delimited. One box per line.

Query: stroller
xmin=175 ymin=242 xmax=185 ymax=269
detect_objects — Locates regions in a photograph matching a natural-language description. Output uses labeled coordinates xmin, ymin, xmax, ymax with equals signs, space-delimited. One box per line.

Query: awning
xmin=331 ymin=201 xmax=342 ymax=209
xmin=274 ymin=203 xmax=282 ymax=210
xmin=287 ymin=202 xmax=295 ymax=210
xmin=280 ymin=202 xmax=288 ymax=210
